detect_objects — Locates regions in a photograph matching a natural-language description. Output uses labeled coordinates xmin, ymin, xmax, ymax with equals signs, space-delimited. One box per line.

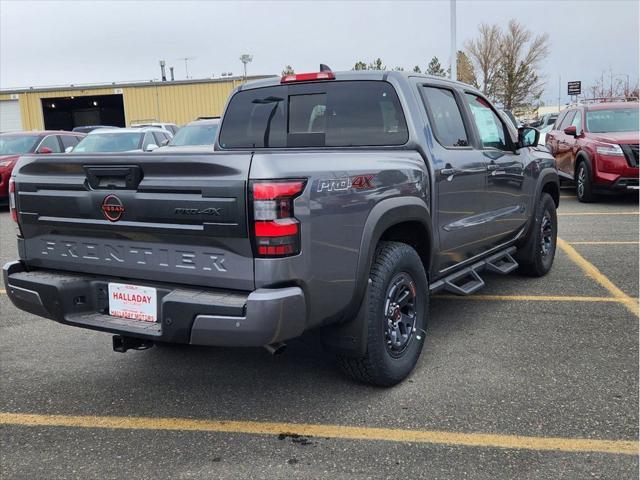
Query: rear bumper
xmin=3 ymin=261 xmax=306 ymax=347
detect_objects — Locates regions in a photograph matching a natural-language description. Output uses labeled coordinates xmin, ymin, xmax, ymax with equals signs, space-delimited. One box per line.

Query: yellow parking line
xmin=558 ymin=212 xmax=639 ymax=216
xmin=557 ymin=238 xmax=639 ymax=316
xmin=0 ymin=412 xmax=636 ymax=456
xmin=434 ymin=294 xmax=634 ymax=304
xmin=568 ymin=241 xmax=639 ymax=245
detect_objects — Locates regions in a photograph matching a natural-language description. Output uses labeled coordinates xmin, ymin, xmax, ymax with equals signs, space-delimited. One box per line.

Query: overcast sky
xmin=1 ymin=0 xmax=638 ymax=104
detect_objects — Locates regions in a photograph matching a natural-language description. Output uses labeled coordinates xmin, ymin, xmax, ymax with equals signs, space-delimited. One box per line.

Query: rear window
xmin=219 ymin=81 xmax=408 ymax=148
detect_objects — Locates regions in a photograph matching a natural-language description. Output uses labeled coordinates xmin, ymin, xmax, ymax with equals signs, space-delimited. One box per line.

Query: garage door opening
xmin=41 ymin=94 xmax=125 ymax=131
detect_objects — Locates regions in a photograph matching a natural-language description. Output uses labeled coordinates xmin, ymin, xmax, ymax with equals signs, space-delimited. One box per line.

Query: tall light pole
xmin=178 ymin=57 xmax=195 ymax=79
xmin=240 ymin=54 xmax=253 ymax=79
xmin=450 ymin=0 xmax=457 ymax=81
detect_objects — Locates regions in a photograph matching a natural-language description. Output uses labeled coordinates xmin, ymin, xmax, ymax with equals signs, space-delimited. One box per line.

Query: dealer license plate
xmin=108 ymin=282 xmax=157 ymax=323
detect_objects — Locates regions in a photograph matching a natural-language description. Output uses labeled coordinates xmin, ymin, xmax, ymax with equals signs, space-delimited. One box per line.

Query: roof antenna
xmin=319 ymin=64 xmax=332 ymax=72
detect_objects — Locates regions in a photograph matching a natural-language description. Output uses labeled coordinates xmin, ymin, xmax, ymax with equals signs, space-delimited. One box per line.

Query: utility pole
xmin=449 ymin=0 xmax=457 ymax=81
xmin=178 ymin=57 xmax=195 ymax=79
xmin=240 ymin=54 xmax=253 ymax=80
xmin=558 ymin=74 xmax=561 ymax=111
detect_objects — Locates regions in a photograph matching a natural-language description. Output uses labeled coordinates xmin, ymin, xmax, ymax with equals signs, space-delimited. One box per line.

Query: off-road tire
xmin=338 ymin=242 xmax=428 ymax=387
xmin=516 ymin=192 xmax=557 ymax=277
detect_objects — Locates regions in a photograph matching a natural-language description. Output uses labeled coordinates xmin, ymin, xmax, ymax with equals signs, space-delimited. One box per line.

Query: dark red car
xmin=0 ymin=131 xmax=85 ymax=201
xmin=546 ymin=102 xmax=639 ymax=202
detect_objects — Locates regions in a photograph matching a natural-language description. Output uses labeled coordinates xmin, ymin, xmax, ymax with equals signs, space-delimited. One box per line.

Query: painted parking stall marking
xmin=0 ymin=412 xmax=637 ymax=456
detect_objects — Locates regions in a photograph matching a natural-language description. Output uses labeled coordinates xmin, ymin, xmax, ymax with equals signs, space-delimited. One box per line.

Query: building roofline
xmin=0 ymin=75 xmax=278 ymax=95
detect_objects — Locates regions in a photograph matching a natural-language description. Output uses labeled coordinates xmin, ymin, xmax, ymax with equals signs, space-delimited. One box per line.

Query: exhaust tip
xmin=264 ymin=342 xmax=286 ymax=355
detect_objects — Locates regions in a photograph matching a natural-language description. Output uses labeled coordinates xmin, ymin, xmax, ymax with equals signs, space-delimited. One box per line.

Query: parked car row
xmin=1 ymin=117 xmax=221 ymax=202
xmin=0 ymin=130 xmax=85 ymax=200
xmin=544 ymin=100 xmax=638 ymax=202
xmin=72 ymin=127 xmax=172 ymax=153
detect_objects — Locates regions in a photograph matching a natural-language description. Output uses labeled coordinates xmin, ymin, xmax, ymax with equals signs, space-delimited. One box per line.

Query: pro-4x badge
xmin=317 ymin=174 xmax=375 ymax=192
xmin=174 ymin=207 xmax=222 ymax=216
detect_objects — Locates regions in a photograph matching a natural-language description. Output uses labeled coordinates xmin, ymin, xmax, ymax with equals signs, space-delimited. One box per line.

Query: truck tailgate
xmin=13 ymin=152 xmax=254 ymax=291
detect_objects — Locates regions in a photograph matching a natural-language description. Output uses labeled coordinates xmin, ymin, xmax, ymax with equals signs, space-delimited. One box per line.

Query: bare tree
xmin=464 ymin=23 xmax=501 ymax=97
xmin=494 ymin=20 xmax=550 ymax=111
xmin=586 ymin=71 xmax=638 ymax=100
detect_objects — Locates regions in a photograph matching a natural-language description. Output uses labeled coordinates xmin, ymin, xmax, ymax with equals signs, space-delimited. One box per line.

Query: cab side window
xmin=60 ymin=135 xmax=80 ymax=149
xmin=553 ymin=111 xmax=567 ymax=129
xmin=142 ymin=132 xmax=157 ymax=150
xmin=559 ymin=111 xmax=576 ymax=130
xmin=153 ymin=132 xmax=168 ymax=145
xmin=571 ymin=110 xmax=582 ymax=132
xmin=39 ymin=135 xmax=62 ymax=153
xmin=420 ymin=86 xmax=469 ymax=147
xmin=464 ymin=93 xmax=509 ymax=151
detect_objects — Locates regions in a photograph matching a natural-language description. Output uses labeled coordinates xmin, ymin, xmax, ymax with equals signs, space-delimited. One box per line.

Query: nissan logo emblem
xmin=101 ymin=195 xmax=125 ymax=222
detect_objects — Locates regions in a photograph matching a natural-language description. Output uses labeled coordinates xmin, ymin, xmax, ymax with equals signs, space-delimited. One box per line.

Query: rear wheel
xmin=337 ymin=242 xmax=428 ymax=387
xmin=517 ymin=193 xmax=557 ymax=277
xmin=576 ymin=160 xmax=596 ymax=203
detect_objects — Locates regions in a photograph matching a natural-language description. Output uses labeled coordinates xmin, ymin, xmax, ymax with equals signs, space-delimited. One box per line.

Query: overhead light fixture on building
xmin=93 ymin=101 xmax=98 ymax=106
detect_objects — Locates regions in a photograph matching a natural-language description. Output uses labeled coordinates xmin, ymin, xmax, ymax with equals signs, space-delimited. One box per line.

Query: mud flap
xmin=320 ymin=279 xmax=371 ymax=358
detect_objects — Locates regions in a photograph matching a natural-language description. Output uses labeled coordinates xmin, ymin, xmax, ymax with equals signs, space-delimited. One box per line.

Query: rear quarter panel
xmin=250 ymin=150 xmax=428 ymax=328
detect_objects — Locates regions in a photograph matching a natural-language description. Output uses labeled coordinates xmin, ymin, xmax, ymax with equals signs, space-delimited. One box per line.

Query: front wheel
xmin=576 ymin=160 xmax=596 ymax=203
xmin=337 ymin=241 xmax=428 ymax=387
xmin=516 ymin=192 xmax=557 ymax=277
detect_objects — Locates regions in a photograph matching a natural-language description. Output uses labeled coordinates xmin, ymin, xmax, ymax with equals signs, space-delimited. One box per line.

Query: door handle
xmin=440 ymin=167 xmax=455 ymax=176
xmin=487 ymin=163 xmax=500 ymax=171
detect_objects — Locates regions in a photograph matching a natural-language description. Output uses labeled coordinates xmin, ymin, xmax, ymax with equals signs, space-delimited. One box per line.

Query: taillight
xmin=8 ymin=177 xmax=17 ymax=223
xmin=251 ymin=179 xmax=306 ymax=257
xmin=281 ymin=71 xmax=335 ymax=83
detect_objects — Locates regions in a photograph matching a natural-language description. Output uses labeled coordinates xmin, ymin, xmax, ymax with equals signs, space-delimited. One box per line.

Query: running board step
xmin=430 ymin=246 xmax=518 ymax=296
xmin=484 ymin=251 xmax=519 ymax=275
xmin=443 ymin=268 xmax=485 ymax=295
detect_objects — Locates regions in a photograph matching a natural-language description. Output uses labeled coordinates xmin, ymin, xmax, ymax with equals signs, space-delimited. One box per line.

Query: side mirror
xmin=64 ymin=146 xmax=74 ymax=153
xmin=563 ymin=125 xmax=577 ymax=137
xmin=145 ymin=144 xmax=159 ymax=152
xmin=160 ymin=138 xmax=170 ymax=146
xmin=37 ymin=146 xmax=53 ymax=154
xmin=518 ymin=126 xmax=539 ymax=148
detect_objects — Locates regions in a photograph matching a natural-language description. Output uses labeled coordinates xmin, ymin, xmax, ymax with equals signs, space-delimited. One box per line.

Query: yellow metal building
xmin=0 ymin=75 xmax=271 ymax=131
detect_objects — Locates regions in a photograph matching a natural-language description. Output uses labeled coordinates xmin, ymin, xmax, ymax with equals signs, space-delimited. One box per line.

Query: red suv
xmin=546 ymin=102 xmax=639 ymax=202
xmin=0 ymin=131 xmax=85 ymax=202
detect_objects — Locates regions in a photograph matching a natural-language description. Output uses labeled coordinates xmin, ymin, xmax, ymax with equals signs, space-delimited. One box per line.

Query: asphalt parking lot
xmin=0 ymin=189 xmax=638 ymax=480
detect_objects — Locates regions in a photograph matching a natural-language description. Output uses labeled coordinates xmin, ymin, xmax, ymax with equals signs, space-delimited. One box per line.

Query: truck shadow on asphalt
xmin=559 ymin=188 xmax=638 ymax=205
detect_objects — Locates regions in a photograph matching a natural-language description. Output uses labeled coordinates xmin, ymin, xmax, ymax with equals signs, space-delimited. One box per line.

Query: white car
xmin=154 ymin=118 xmax=220 ymax=152
xmin=70 ymin=127 xmax=172 ymax=153
xmin=537 ymin=124 xmax=553 ymax=146
xmin=130 ymin=122 xmax=179 ymax=135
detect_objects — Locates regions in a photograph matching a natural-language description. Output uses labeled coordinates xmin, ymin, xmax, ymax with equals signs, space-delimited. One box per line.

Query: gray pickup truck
xmin=4 ymin=69 xmax=559 ymax=386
